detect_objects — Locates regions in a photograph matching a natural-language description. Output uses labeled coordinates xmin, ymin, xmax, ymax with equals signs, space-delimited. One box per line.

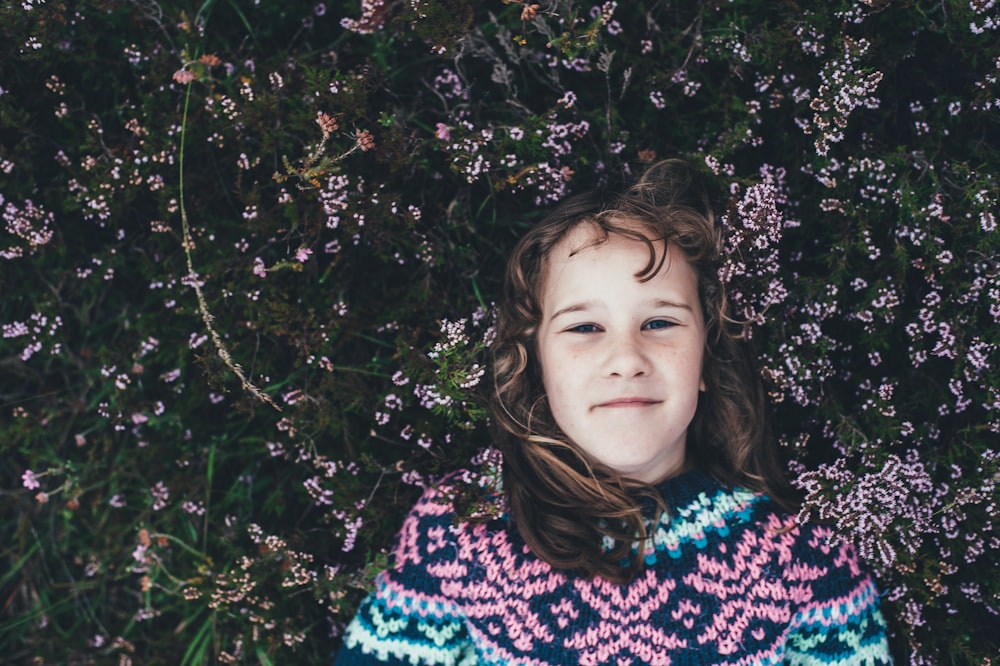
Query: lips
xmin=594 ymin=397 xmax=661 ymax=408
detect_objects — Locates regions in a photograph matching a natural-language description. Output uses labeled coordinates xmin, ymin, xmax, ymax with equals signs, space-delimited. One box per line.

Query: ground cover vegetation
xmin=1 ymin=0 xmax=998 ymax=663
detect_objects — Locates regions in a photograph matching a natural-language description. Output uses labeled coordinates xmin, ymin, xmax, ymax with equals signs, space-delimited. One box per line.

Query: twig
xmin=178 ymin=83 xmax=281 ymax=412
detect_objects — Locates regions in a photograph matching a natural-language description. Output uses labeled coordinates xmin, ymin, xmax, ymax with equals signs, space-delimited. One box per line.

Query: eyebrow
xmin=549 ymin=298 xmax=693 ymax=322
xmin=549 ymin=301 xmax=596 ymax=322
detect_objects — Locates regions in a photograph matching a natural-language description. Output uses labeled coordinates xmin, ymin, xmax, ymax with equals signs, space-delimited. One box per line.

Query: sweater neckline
xmin=654 ymin=466 xmax=724 ymax=511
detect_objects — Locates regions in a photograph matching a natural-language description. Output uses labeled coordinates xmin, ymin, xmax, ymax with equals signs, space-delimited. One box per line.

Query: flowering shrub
xmin=2 ymin=0 xmax=998 ymax=663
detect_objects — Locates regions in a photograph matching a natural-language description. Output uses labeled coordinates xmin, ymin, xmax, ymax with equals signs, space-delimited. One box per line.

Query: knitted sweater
xmin=334 ymin=469 xmax=892 ymax=665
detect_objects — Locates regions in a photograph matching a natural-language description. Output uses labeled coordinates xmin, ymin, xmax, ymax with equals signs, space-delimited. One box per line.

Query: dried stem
xmin=178 ymin=83 xmax=281 ymax=412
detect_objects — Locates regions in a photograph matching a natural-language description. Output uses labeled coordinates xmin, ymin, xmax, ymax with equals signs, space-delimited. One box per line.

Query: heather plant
xmin=1 ymin=0 xmax=998 ymax=664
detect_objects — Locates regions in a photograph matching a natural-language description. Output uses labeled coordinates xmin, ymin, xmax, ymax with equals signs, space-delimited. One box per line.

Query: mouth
xmin=594 ymin=397 xmax=661 ymax=409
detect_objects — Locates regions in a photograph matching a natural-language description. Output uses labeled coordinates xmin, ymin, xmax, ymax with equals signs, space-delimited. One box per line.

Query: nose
xmin=603 ymin=332 xmax=652 ymax=378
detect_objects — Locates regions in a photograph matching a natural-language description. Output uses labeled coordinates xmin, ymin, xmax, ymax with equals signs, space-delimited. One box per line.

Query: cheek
xmin=537 ymin=349 xmax=578 ymax=416
xmin=543 ymin=380 xmax=579 ymax=437
xmin=539 ymin=355 xmax=567 ymax=404
xmin=536 ymin=337 xmax=566 ymax=383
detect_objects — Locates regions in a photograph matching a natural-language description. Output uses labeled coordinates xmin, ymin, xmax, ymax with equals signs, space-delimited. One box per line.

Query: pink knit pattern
xmin=335 ymin=470 xmax=893 ymax=665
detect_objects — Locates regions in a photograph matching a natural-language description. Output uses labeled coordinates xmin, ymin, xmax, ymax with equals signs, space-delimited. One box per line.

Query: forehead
xmin=540 ymin=222 xmax=696 ymax=299
xmin=559 ymin=217 xmax=656 ymax=252
xmin=544 ymin=221 xmax=660 ymax=275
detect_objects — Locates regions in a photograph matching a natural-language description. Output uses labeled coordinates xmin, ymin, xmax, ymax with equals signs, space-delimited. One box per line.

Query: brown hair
xmin=490 ymin=159 xmax=797 ymax=584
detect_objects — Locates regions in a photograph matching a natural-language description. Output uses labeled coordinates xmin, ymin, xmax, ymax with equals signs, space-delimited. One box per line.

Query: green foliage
xmin=1 ymin=0 xmax=998 ymax=664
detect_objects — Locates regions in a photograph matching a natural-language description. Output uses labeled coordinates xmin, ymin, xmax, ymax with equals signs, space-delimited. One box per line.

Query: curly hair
xmin=490 ymin=159 xmax=797 ymax=584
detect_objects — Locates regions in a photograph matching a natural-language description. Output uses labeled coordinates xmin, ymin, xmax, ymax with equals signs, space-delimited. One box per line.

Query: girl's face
xmin=536 ymin=224 xmax=706 ymax=483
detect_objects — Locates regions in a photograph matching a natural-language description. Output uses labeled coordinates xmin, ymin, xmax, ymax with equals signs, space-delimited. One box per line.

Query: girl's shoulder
xmin=388 ymin=469 xmax=507 ymax=569
xmin=661 ymin=469 xmax=866 ymax=569
xmin=737 ymin=486 xmax=879 ymax=600
xmin=660 ymin=474 xmax=878 ymax=603
xmin=402 ymin=468 xmax=505 ymax=524
xmin=736 ymin=484 xmax=862 ymax=565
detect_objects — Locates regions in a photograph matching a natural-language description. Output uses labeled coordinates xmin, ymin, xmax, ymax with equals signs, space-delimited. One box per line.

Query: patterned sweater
xmin=334 ymin=469 xmax=892 ymax=665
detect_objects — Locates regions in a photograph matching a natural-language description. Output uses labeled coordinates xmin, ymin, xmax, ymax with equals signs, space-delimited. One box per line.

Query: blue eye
xmin=568 ymin=324 xmax=600 ymax=333
xmin=644 ymin=319 xmax=675 ymax=330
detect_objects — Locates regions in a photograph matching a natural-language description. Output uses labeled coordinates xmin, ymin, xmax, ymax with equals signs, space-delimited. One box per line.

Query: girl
xmin=334 ymin=160 xmax=892 ymax=665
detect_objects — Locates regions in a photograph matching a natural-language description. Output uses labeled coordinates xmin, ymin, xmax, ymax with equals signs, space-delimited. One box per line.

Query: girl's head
xmin=491 ymin=159 xmax=792 ymax=581
xmin=532 ymin=212 xmax=708 ymax=485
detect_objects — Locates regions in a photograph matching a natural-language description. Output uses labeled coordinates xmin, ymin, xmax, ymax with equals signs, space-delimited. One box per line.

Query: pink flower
xmin=252 ymin=257 xmax=267 ymax=277
xmin=356 ymin=129 xmax=375 ymax=151
xmin=435 ymin=123 xmax=451 ymax=140
xmin=295 ymin=246 xmax=313 ymax=262
xmin=22 ymin=469 xmax=40 ymax=490
xmin=172 ymin=69 xmax=196 ymax=85
xmin=316 ymin=111 xmax=339 ymax=137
